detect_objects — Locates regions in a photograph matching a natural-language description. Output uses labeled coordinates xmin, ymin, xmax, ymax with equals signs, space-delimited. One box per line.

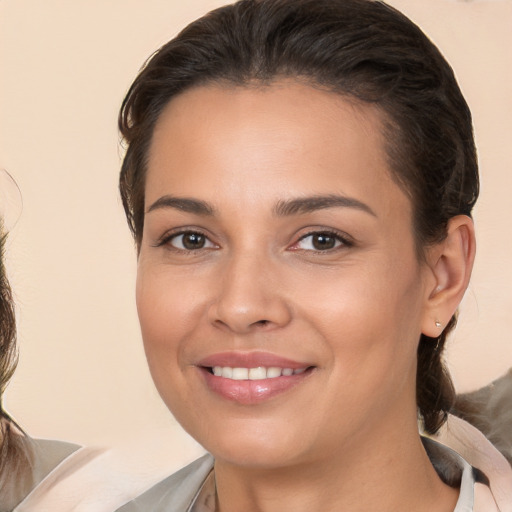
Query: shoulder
xmin=433 ymin=414 xmax=512 ymax=511
xmin=422 ymin=436 xmax=477 ymax=511
xmin=424 ymin=431 xmax=509 ymax=512
xmin=29 ymin=438 xmax=81 ymax=484
xmin=115 ymin=453 xmax=214 ymax=512
xmin=3 ymin=436 xmax=80 ymax=511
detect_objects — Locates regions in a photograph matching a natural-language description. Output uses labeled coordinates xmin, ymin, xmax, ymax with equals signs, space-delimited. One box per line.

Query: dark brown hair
xmin=119 ymin=0 xmax=479 ymax=434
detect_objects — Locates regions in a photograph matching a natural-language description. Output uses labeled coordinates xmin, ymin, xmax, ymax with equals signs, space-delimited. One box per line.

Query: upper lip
xmin=197 ymin=351 xmax=312 ymax=369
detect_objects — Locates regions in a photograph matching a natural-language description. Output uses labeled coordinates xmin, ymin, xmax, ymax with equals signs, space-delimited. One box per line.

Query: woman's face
xmin=137 ymin=81 xmax=436 ymax=468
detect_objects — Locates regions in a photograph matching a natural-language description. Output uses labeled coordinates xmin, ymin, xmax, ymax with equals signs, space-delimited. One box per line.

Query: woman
xmin=0 ymin=172 xmax=80 ymax=511
xmin=0 ymin=173 xmax=154 ymax=512
xmin=116 ymin=0 xmax=505 ymax=510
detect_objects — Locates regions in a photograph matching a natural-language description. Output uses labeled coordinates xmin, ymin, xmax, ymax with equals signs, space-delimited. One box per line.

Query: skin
xmin=137 ymin=81 xmax=474 ymax=511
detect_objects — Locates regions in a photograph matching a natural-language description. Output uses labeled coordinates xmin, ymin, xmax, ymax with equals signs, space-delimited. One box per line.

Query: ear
xmin=421 ymin=215 xmax=476 ymax=338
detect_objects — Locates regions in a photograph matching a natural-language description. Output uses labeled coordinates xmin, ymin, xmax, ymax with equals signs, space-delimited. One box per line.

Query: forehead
xmin=146 ymin=80 xmax=409 ymax=219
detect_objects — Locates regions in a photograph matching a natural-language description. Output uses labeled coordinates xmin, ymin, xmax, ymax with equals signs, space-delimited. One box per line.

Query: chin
xmin=185 ymin=415 xmax=310 ymax=468
xmin=211 ymin=440 xmax=306 ymax=469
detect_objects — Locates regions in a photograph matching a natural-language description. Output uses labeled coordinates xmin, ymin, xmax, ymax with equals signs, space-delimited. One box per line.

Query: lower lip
xmin=200 ymin=368 xmax=313 ymax=405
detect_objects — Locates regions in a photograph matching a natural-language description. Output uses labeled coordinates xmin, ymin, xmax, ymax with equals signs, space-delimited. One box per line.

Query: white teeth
xmin=249 ymin=367 xmax=267 ymax=380
xmin=232 ymin=368 xmax=249 ymax=380
xmin=267 ymin=367 xmax=282 ymax=379
xmin=221 ymin=367 xmax=233 ymax=378
xmin=210 ymin=366 xmax=308 ymax=380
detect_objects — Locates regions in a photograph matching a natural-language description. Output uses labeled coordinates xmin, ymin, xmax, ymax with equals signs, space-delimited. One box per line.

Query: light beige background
xmin=0 ymin=0 xmax=511 ymax=472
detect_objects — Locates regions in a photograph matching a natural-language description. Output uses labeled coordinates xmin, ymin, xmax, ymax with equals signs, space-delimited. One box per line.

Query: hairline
xmin=134 ymin=75 xmax=429 ymax=255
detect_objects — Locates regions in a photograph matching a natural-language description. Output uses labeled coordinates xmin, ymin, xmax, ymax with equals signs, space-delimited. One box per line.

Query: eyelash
xmin=290 ymin=230 xmax=354 ymax=252
xmin=155 ymin=228 xmax=353 ymax=253
xmin=154 ymin=229 xmax=216 ymax=252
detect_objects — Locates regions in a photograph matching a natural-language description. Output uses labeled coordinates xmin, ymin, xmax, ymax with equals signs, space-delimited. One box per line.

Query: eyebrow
xmin=273 ymin=194 xmax=377 ymax=217
xmin=146 ymin=193 xmax=376 ymax=218
xmin=147 ymin=196 xmax=215 ymax=216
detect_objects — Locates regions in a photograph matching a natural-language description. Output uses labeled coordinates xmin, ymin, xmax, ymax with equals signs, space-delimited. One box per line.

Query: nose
xmin=208 ymin=253 xmax=292 ymax=334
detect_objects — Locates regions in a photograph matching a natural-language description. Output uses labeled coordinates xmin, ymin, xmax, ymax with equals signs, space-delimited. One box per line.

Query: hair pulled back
xmin=119 ymin=0 xmax=479 ymax=434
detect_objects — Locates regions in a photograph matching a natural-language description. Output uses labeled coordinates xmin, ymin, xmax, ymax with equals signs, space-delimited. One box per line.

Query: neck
xmin=213 ymin=422 xmax=458 ymax=512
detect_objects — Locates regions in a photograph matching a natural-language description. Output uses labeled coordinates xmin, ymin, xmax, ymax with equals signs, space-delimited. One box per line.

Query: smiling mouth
xmin=200 ymin=364 xmax=315 ymax=404
xmin=207 ymin=366 xmax=310 ymax=380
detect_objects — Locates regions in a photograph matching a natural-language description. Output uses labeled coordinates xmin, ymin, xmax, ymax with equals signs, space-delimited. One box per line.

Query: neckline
xmin=190 ymin=438 xmax=477 ymax=512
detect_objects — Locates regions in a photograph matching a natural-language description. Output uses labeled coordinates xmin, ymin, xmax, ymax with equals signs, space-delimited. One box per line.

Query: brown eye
xmin=311 ymin=234 xmax=336 ymax=250
xmin=293 ymin=231 xmax=349 ymax=252
xmin=183 ymin=233 xmax=205 ymax=249
xmin=168 ymin=231 xmax=215 ymax=250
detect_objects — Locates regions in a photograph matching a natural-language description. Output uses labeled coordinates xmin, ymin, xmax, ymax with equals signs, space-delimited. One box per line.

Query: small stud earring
xmin=435 ymin=320 xmax=442 ymax=328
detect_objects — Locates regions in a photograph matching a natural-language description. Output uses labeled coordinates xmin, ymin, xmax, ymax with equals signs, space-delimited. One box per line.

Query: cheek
xmin=136 ymin=268 xmax=197 ymax=374
xmin=297 ymin=257 xmax=425 ymax=382
xmin=301 ymin=261 xmax=423 ymax=334
xmin=135 ymin=271 xmax=201 ymax=421
xmin=137 ymin=263 xmax=205 ymax=331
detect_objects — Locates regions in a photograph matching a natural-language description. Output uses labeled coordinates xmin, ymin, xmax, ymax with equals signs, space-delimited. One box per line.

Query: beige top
xmin=0 ymin=438 xmax=79 ymax=512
